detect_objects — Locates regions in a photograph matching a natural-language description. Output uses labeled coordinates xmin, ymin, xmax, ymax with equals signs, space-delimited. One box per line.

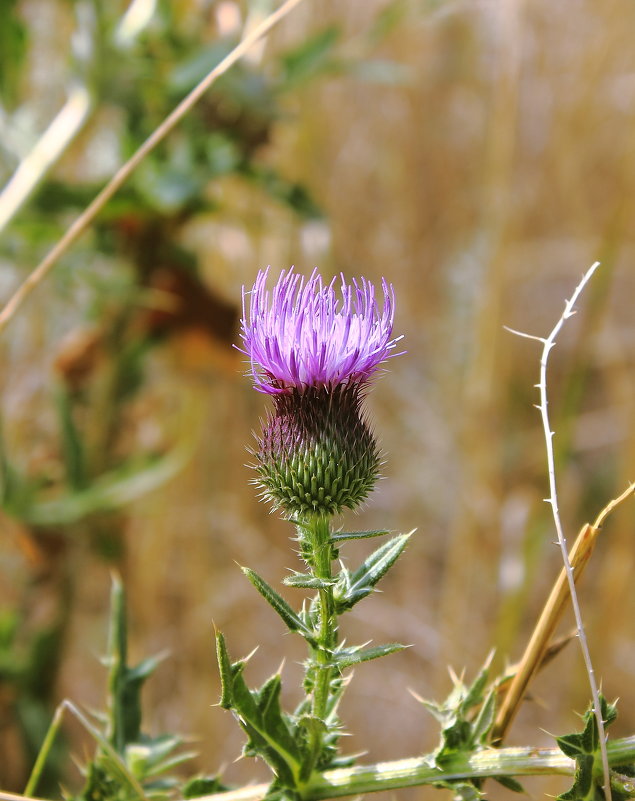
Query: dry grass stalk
xmin=492 ymin=481 xmax=635 ymax=744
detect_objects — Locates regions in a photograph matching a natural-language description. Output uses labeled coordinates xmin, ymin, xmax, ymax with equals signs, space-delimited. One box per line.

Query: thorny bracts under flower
xmin=239 ymin=267 xmax=402 ymax=516
xmin=254 ymin=384 xmax=381 ymax=516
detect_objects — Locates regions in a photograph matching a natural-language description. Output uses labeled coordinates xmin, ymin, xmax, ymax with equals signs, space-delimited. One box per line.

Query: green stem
xmin=196 ymin=736 xmax=635 ymax=801
xmin=23 ymin=704 xmax=67 ymax=796
xmin=309 ymin=515 xmax=336 ymax=722
xmin=24 ymin=699 xmax=147 ymax=800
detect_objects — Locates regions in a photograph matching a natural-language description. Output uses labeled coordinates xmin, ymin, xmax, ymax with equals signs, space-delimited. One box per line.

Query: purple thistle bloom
xmin=239 ymin=267 xmax=402 ymax=395
xmin=240 ymin=267 xmax=403 ymax=517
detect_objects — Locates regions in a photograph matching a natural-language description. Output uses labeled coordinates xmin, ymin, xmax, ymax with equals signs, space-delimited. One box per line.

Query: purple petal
xmin=239 ymin=266 xmax=403 ymax=394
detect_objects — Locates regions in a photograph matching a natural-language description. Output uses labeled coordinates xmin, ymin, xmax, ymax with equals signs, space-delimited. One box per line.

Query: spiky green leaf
xmin=107 ymin=576 xmax=147 ymax=751
xmin=215 ymin=631 xmax=235 ymax=710
xmin=282 ymin=573 xmax=337 ymax=589
xmin=334 ymin=533 xmax=411 ymax=612
xmin=461 ymin=654 xmax=493 ymax=712
xmin=214 ymin=635 xmax=302 ymax=789
xmin=335 ymin=643 xmax=406 ymax=670
xmin=329 ymin=529 xmax=391 ymax=543
xmin=558 ymin=754 xmax=595 ymax=800
xmin=242 ymin=567 xmax=315 ymax=642
xmin=471 ymin=687 xmax=496 ymax=745
xmin=556 ymin=696 xmax=620 ymax=801
xmin=257 ymin=675 xmax=298 ymax=761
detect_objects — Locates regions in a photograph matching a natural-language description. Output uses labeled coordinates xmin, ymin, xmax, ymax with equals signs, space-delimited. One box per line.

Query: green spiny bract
xmin=254 ymin=384 xmax=380 ymax=517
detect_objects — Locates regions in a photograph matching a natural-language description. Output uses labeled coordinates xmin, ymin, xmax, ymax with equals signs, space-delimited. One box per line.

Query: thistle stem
xmin=302 ymin=515 xmax=338 ymax=723
xmin=192 ymin=735 xmax=635 ymax=801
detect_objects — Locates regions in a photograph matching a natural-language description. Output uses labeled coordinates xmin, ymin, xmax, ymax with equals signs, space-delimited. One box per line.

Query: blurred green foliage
xmin=0 ymin=0 xmax=27 ymax=109
xmin=25 ymin=578 xmax=210 ymax=801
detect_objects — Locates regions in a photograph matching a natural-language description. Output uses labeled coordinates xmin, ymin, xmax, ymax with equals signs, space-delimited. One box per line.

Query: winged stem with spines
xmin=216 ymin=519 xmax=412 ymax=799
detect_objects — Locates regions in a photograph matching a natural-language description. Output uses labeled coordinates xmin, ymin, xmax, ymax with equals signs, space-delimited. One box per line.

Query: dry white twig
xmin=506 ymin=261 xmax=612 ymax=801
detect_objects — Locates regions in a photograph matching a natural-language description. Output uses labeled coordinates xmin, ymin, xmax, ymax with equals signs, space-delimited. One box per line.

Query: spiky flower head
xmin=239 ymin=267 xmax=400 ymax=395
xmin=239 ymin=267 xmax=402 ymax=518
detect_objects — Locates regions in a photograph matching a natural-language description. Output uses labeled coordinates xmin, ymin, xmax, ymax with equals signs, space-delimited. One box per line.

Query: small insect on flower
xmin=238 ymin=267 xmax=403 ymax=518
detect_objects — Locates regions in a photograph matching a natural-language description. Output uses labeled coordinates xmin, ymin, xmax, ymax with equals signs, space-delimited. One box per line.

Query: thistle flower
xmin=239 ymin=267 xmax=402 ymax=518
xmin=239 ymin=267 xmax=401 ymax=395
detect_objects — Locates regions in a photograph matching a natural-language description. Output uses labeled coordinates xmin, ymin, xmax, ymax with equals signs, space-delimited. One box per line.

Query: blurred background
xmin=1 ymin=0 xmax=634 ymax=798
